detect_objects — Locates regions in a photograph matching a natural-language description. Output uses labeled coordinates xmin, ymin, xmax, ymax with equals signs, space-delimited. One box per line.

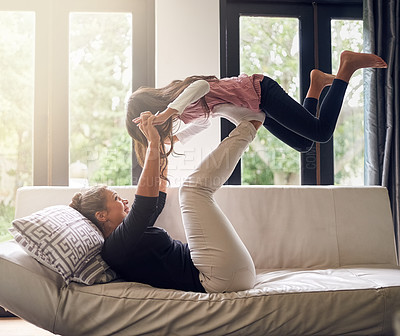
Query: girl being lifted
xmin=127 ymin=51 xmax=387 ymax=180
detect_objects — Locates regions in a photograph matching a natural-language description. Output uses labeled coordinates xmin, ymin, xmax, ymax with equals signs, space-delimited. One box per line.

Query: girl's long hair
xmin=126 ymin=75 xmax=218 ymax=180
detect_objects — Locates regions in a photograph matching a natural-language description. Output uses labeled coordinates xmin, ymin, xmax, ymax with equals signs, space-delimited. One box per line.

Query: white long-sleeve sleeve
xmin=175 ymin=117 xmax=212 ymax=144
xmin=167 ymin=80 xmax=210 ymax=115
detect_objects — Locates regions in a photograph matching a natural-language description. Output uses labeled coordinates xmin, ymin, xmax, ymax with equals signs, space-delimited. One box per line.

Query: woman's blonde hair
xmin=126 ymin=75 xmax=218 ymax=180
xmin=69 ymin=186 xmax=109 ymax=235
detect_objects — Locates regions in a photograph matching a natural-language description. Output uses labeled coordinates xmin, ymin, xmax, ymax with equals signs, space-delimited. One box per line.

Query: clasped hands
xmin=133 ymin=108 xmax=178 ymax=145
xmin=132 ymin=108 xmax=177 ymax=126
xmin=135 ymin=112 xmax=160 ymax=145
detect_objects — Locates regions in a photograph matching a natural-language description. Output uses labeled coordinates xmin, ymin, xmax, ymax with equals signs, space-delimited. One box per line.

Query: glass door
xmin=221 ymin=1 xmax=362 ymax=185
xmin=240 ymin=16 xmax=300 ymax=185
xmin=0 ymin=11 xmax=35 ymax=242
xmin=331 ymin=19 xmax=364 ymax=185
xmin=69 ymin=12 xmax=133 ymax=187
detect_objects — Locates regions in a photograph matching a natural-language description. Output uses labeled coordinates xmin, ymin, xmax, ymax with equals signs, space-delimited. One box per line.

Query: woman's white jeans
xmin=179 ymin=121 xmax=256 ymax=293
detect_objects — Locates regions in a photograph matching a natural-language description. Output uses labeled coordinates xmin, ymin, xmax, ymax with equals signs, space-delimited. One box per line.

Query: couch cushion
xmin=53 ymin=266 xmax=400 ymax=335
xmin=253 ymin=265 xmax=400 ymax=292
xmin=10 ymin=205 xmax=117 ymax=285
xmin=14 ymin=186 xmax=398 ymax=270
xmin=332 ymin=187 xmax=398 ymax=265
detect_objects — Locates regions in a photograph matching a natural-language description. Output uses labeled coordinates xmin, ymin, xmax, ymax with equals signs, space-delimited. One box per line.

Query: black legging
xmin=260 ymin=76 xmax=348 ymax=153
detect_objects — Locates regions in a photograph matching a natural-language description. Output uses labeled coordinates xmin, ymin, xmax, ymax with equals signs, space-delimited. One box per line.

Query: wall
xmin=155 ymin=0 xmax=220 ymax=185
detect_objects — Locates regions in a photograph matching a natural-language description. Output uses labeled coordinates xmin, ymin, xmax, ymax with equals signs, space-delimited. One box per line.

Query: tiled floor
xmin=0 ymin=318 xmax=57 ymax=336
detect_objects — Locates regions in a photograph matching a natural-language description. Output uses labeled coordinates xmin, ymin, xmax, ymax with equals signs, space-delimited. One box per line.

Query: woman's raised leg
xmin=179 ymin=121 xmax=259 ymax=293
xmin=260 ymin=51 xmax=387 ymax=143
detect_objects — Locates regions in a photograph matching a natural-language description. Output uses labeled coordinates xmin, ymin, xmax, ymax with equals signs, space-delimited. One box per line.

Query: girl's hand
xmin=152 ymin=108 xmax=178 ymax=125
xmin=137 ymin=112 xmax=160 ymax=145
xmin=132 ymin=108 xmax=178 ymax=126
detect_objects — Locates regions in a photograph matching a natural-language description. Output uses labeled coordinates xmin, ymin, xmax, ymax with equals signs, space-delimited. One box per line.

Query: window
xmin=69 ymin=13 xmax=133 ymax=187
xmin=0 ymin=11 xmax=35 ymax=242
xmin=331 ymin=19 xmax=364 ymax=185
xmin=0 ymin=0 xmax=154 ymax=242
xmin=220 ymin=0 xmax=363 ymax=185
xmin=240 ymin=16 xmax=300 ymax=185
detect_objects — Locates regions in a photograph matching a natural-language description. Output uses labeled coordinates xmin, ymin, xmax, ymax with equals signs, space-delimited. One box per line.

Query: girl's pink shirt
xmin=179 ymin=74 xmax=264 ymax=124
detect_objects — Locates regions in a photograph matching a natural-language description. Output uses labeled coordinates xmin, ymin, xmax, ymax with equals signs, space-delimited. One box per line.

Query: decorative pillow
xmin=9 ymin=205 xmax=117 ymax=285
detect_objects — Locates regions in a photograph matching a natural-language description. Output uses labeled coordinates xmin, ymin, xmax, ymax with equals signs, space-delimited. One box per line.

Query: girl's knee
xmin=298 ymin=141 xmax=315 ymax=153
xmin=315 ymin=132 xmax=332 ymax=144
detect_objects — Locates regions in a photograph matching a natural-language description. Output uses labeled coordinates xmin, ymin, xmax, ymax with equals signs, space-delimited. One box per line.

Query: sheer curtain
xmin=364 ymin=0 xmax=400 ymax=260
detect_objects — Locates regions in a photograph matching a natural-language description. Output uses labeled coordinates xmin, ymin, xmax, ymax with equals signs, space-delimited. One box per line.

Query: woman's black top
xmin=101 ymin=191 xmax=205 ymax=293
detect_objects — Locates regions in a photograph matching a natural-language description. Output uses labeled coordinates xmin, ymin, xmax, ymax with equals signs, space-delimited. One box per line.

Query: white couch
xmin=0 ymin=185 xmax=399 ymax=335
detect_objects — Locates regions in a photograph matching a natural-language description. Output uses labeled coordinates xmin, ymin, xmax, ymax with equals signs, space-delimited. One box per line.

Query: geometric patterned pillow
xmin=9 ymin=205 xmax=118 ymax=285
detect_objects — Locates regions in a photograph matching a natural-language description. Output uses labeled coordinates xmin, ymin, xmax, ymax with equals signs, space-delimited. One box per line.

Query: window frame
xmin=220 ymin=0 xmax=362 ymax=185
xmin=0 ymin=0 xmax=155 ymax=186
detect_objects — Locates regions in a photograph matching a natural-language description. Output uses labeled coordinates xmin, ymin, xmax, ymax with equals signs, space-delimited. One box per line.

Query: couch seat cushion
xmin=254 ymin=266 xmax=400 ymax=293
xmin=53 ymin=266 xmax=400 ymax=335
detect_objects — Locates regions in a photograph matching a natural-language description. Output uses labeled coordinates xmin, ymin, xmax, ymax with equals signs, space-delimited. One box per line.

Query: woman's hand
xmin=136 ymin=112 xmax=161 ymax=197
xmin=137 ymin=112 xmax=160 ymax=146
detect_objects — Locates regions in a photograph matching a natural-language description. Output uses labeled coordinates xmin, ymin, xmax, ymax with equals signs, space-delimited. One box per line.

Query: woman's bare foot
xmin=336 ymin=50 xmax=387 ymax=83
xmin=306 ymin=69 xmax=336 ymax=99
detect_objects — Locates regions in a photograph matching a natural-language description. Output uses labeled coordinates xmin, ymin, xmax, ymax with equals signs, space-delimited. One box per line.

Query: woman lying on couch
xmin=71 ymin=115 xmax=262 ymax=293
xmin=70 ymin=52 xmax=386 ymax=293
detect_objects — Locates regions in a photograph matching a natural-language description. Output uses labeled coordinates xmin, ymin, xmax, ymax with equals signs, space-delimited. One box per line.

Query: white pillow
xmin=9 ymin=205 xmax=117 ymax=285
